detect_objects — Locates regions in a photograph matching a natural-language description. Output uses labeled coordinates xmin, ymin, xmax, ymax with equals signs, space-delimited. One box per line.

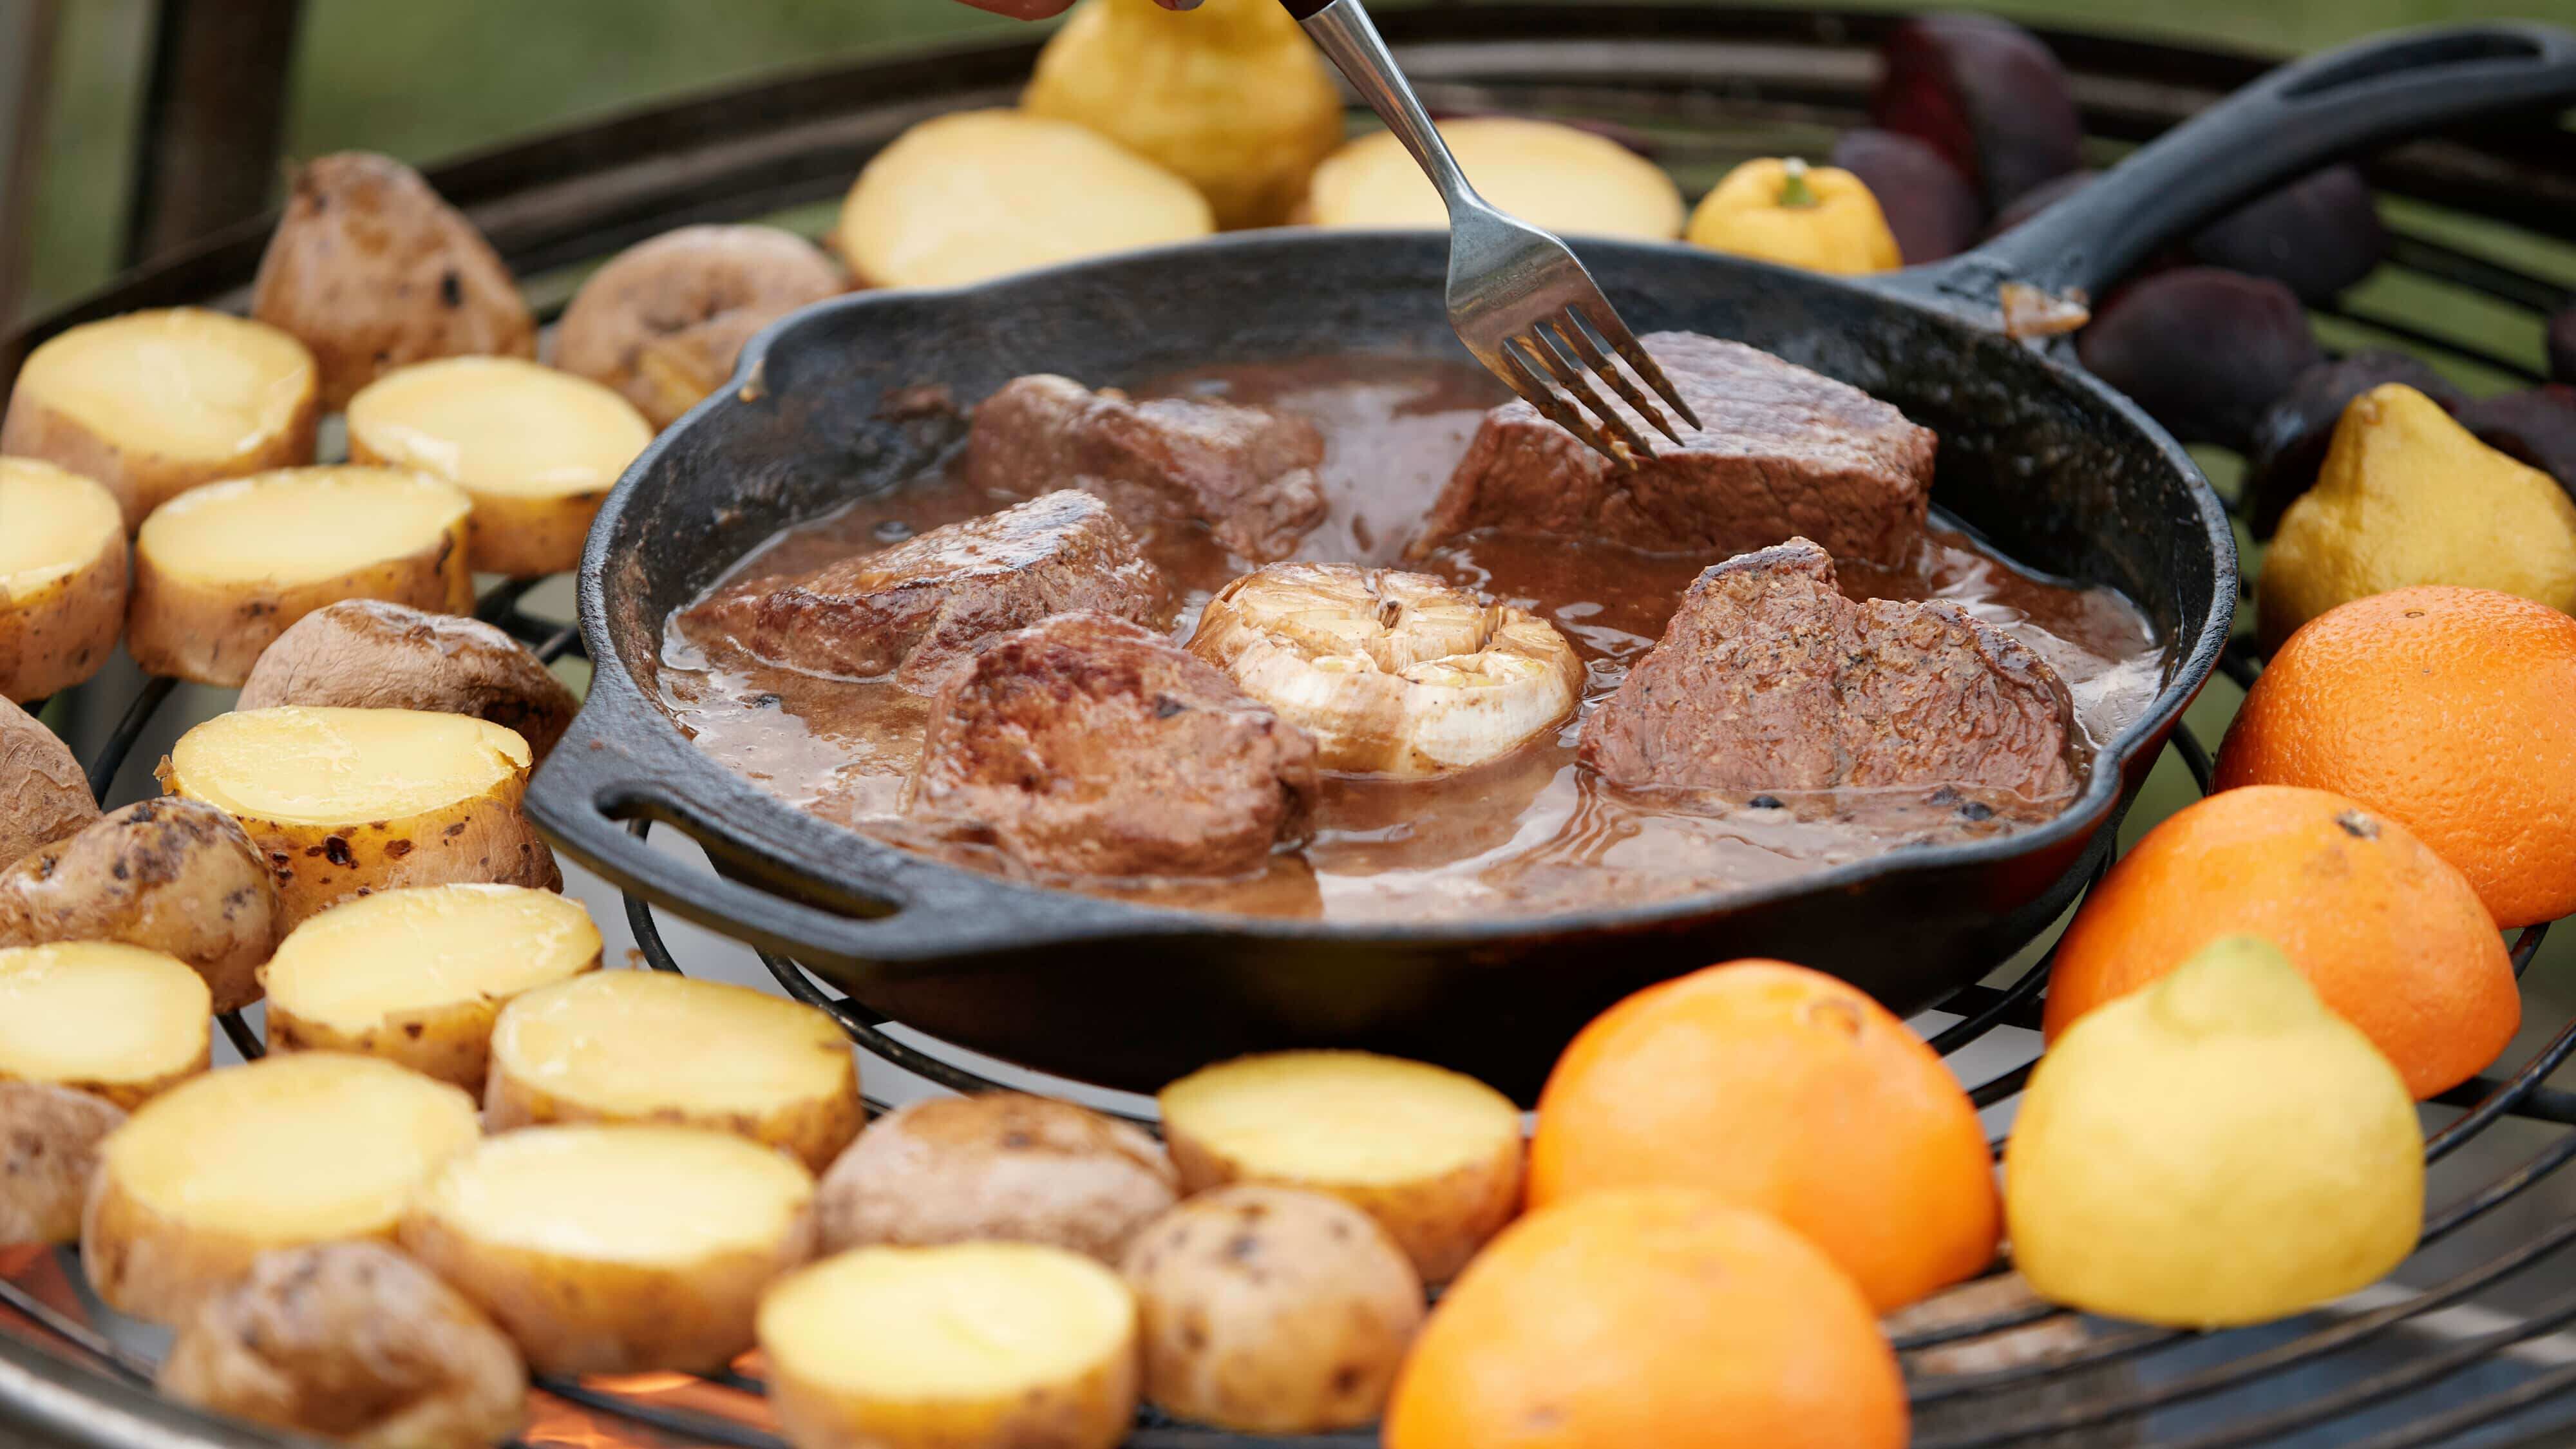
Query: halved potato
xmin=263 ymin=884 xmax=601 ymax=1091
xmin=128 ymin=467 xmax=473 ymax=686
xmin=0 ymin=799 xmax=281 ymax=1014
xmin=485 ymin=970 xmax=860 ymax=1172
xmin=83 ymin=1052 xmax=481 ymax=1323
xmin=1304 ymin=118 xmax=1686 ymax=241
xmin=158 ymin=706 xmax=558 ymax=927
xmin=553 ymin=225 xmax=848 ymax=430
xmin=346 ymin=358 xmax=652 ymax=578
xmin=1159 ymin=1050 xmax=1523 ymax=1283
xmin=236 ymin=600 xmax=580 ymax=762
xmin=761 ymin=1242 xmax=1139 ymax=1449
xmin=399 ymin=1124 xmax=817 ymax=1375
xmin=0 ymin=458 xmax=128 ymax=701
xmin=0 ymin=942 xmax=211 ymax=1110
xmin=0 ymin=308 xmax=319 ymax=531
xmin=834 ymin=109 xmax=1214 ymax=290
xmin=0 ymin=1082 xmax=126 ymax=1245
xmin=1 ymin=694 xmax=99 ymax=868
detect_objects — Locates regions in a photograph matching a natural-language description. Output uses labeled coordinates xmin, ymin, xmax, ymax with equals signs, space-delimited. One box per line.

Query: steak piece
xmin=965 ymin=375 xmax=1328 ymax=562
xmin=1410 ymin=332 xmax=1937 ymax=567
xmin=681 ymin=490 xmax=1167 ymax=692
xmin=908 ymin=612 xmax=1320 ymax=879
xmin=1580 ymin=538 xmax=2076 ymax=806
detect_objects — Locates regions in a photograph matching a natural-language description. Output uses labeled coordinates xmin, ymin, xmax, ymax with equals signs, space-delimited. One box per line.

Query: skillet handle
xmin=1927 ymin=23 xmax=2576 ymax=307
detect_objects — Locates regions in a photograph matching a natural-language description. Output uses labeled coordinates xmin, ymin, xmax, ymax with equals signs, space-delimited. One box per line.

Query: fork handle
xmin=1288 ymin=0 xmax=1488 ymax=219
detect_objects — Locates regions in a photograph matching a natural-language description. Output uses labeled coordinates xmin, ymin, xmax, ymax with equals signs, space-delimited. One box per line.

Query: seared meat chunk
xmin=966 ymin=374 xmax=1328 ymax=561
xmin=1580 ymin=538 xmax=2076 ymax=807
xmin=1410 ymin=333 xmax=1937 ymax=567
xmin=909 ymin=611 xmax=1320 ymax=879
xmin=682 ymin=490 xmax=1166 ymax=691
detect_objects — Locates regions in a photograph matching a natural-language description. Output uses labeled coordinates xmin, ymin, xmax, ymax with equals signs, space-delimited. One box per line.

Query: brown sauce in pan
xmin=660 ymin=357 xmax=2167 ymax=922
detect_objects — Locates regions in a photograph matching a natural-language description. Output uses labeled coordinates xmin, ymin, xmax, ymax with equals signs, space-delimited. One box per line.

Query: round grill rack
xmin=6 ymin=8 xmax=2576 ymax=1447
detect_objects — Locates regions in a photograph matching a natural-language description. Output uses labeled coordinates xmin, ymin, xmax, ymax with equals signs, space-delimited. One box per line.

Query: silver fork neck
xmin=1298 ymin=0 xmax=1488 ymax=218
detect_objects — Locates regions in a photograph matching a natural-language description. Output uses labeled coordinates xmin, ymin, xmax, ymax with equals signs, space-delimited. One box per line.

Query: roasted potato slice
xmin=263 ymin=884 xmax=600 ymax=1092
xmin=761 ymin=1242 xmax=1139 ymax=1449
xmin=400 ymin=1124 xmax=817 ymax=1375
xmin=0 ymin=308 xmax=319 ymax=531
xmin=128 ymin=467 xmax=474 ymax=686
xmin=0 ymin=458 xmax=128 ymax=701
xmin=0 ymin=798 xmax=282 ymax=1014
xmin=346 ymin=357 xmax=652 ymax=578
xmin=486 ymin=970 xmax=859 ymax=1172
xmin=84 ymin=1052 xmax=481 ymax=1324
xmin=0 ymin=696 xmax=98 ymax=867
xmin=159 ymin=1242 xmax=529 ymax=1449
xmin=553 ymin=225 xmax=848 ymax=430
xmin=159 ymin=706 xmax=558 ymax=927
xmin=252 ymin=153 xmax=535 ymax=411
xmin=1121 ymin=1186 xmax=1423 ymax=1434
xmin=1159 ymin=1050 xmax=1522 ymax=1283
xmin=1304 ymin=118 xmax=1685 ymax=241
xmin=236 ymin=600 xmax=579 ymax=762
xmin=0 ymin=1082 xmax=126 ymax=1245
xmin=814 ymin=1093 xmax=1177 ymax=1264
xmin=833 ymin=109 xmax=1213 ymax=290
xmin=0 ymin=942 xmax=210 ymax=1110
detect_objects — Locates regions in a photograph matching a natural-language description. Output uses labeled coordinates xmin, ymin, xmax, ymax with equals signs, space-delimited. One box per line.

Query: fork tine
xmin=1549 ymin=312 xmax=1684 ymax=449
xmin=1497 ymin=345 xmax=1629 ymax=470
xmin=1526 ymin=326 xmax=1658 ymax=461
xmin=1576 ymin=297 xmax=1702 ymax=433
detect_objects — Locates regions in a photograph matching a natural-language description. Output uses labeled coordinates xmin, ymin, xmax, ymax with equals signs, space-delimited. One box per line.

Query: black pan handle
xmin=1925 ymin=22 xmax=2576 ymax=307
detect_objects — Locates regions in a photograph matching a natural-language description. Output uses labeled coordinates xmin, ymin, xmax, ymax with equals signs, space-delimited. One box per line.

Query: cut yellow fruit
xmin=401 ymin=1124 xmax=816 ymax=1375
xmin=0 ymin=457 xmax=128 ymax=701
xmin=263 ymin=884 xmax=602 ymax=1091
xmin=161 ymin=706 xmax=556 ymax=926
xmin=1160 ymin=1050 xmax=1523 ymax=1283
xmin=347 ymin=357 xmax=653 ymax=578
xmin=0 ymin=308 xmax=318 ymax=530
xmin=486 ymin=969 xmax=861 ymax=1172
xmin=1304 ymin=118 xmax=1685 ymax=241
xmin=83 ymin=1051 xmax=480 ymax=1323
xmin=0 ymin=942 xmax=211 ymax=1110
xmin=834 ymin=109 xmax=1214 ymax=290
xmin=128 ymin=466 xmax=473 ymax=685
xmin=761 ymin=1242 xmax=1139 ymax=1449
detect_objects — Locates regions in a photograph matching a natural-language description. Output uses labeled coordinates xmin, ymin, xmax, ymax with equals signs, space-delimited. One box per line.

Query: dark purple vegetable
xmin=1830 ymin=128 xmax=1983 ymax=265
xmin=1870 ymin=14 xmax=2083 ymax=211
xmin=2242 ymin=352 xmax=2467 ymax=537
xmin=2076 ymin=268 xmax=2322 ymax=452
xmin=2456 ymin=386 xmax=2576 ymax=505
xmin=2186 ymin=165 xmax=2388 ymax=305
xmin=1983 ymin=168 xmax=2094 ymax=240
xmin=2548 ymin=307 xmax=2575 ymax=385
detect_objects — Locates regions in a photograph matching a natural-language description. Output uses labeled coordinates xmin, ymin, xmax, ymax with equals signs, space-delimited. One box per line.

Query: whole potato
xmin=0 ymin=798 xmax=281 ymax=1014
xmin=1122 ymin=1186 xmax=1425 ymax=1434
xmin=252 ymin=153 xmax=535 ymax=411
xmin=238 ymin=601 xmax=579 ymax=762
xmin=0 ymin=1082 xmax=126 ymax=1245
xmin=0 ymin=697 xmax=97 ymax=869
xmin=554 ymin=225 xmax=847 ymax=429
xmin=816 ymin=1092 xmax=1177 ymax=1264
xmin=158 ymin=1243 xmax=527 ymax=1449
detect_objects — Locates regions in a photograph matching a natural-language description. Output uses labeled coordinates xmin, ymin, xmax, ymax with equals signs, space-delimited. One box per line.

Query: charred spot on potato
xmin=385 ymin=840 xmax=413 ymax=858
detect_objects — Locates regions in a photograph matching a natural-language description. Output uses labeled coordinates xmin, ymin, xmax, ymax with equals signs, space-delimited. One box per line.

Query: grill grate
xmin=7 ymin=8 xmax=2576 ymax=1446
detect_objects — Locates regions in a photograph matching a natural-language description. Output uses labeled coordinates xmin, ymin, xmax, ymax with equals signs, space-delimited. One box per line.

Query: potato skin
xmin=0 ymin=1082 xmax=125 ymax=1245
xmin=238 ymin=601 xmax=579 ymax=761
xmin=157 ymin=756 xmax=560 ymax=929
xmin=399 ymin=1200 xmax=817 ymax=1376
xmin=0 ymin=383 xmax=318 ymax=536
xmin=0 ymin=519 xmax=127 ymax=703
xmin=484 ymin=1059 xmax=859 ymax=1178
xmin=1121 ymin=1186 xmax=1424 ymax=1433
xmin=252 ymin=153 xmax=536 ymax=412
xmin=128 ymin=520 xmax=472 ymax=688
xmin=553 ymin=225 xmax=847 ymax=430
xmin=1164 ymin=1124 xmax=1521 ymax=1286
xmin=267 ymin=955 xmax=603 ymax=1095
xmin=445 ymin=488 xmax=602 ymax=582
xmin=813 ymin=1094 xmax=1177 ymax=1264
xmin=0 ymin=799 xmax=281 ymax=1014
xmin=0 ymin=697 xmax=98 ymax=869
xmin=158 ymin=1244 xmax=527 ymax=1449
xmin=86 ymin=1162 xmax=408 ymax=1325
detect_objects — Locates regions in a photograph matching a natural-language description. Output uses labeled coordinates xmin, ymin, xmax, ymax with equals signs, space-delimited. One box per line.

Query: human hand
xmin=951 ymin=0 xmax=1198 ymax=14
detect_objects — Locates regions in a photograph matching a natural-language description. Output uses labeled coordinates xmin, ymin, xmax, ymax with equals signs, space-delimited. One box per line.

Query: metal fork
xmin=1283 ymin=0 xmax=1701 ymax=466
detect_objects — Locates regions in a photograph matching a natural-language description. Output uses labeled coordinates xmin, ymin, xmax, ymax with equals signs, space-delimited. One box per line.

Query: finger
xmin=949 ymin=0 xmax=1079 ymax=16
xmin=1154 ymin=0 xmax=1206 ymax=8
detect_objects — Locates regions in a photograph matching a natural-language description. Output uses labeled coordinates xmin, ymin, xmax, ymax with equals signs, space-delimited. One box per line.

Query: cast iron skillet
xmin=531 ymin=23 xmax=2576 ymax=1097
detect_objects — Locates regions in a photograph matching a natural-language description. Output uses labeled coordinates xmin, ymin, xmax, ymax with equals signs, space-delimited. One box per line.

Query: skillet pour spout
xmin=532 ymin=22 xmax=2576 ymax=1097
